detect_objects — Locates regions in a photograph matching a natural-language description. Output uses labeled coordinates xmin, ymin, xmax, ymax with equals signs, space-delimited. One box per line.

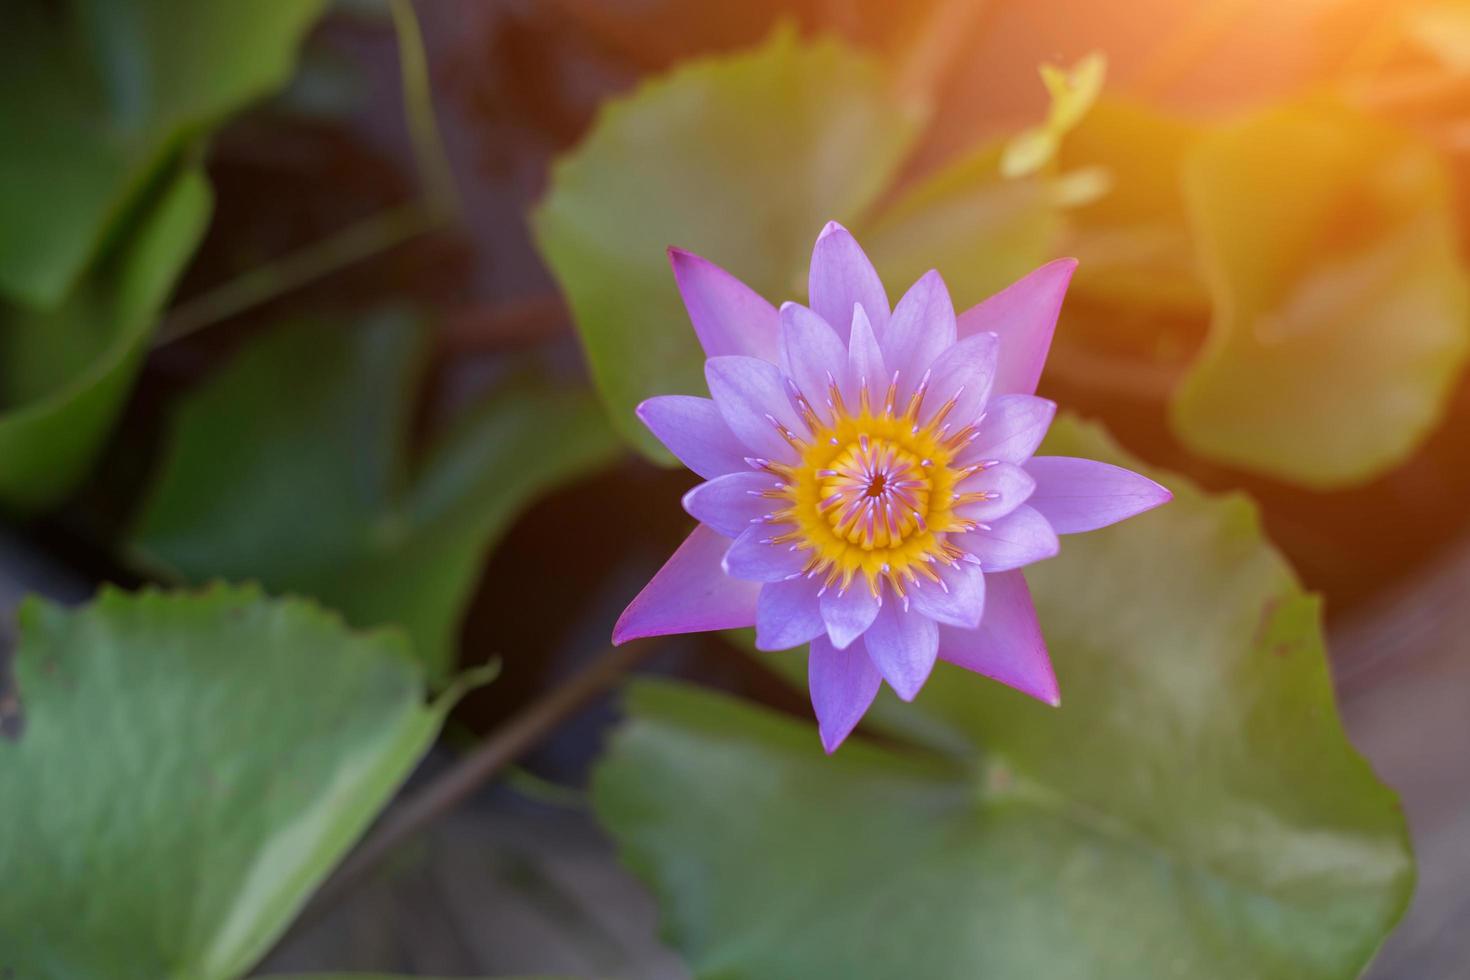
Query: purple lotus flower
xmin=614 ymin=222 xmax=1171 ymax=752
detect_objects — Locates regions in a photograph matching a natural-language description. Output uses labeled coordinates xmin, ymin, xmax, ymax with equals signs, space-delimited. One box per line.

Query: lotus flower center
xmin=753 ymin=373 xmax=985 ymax=600
xmin=818 ymin=435 xmax=931 ymax=550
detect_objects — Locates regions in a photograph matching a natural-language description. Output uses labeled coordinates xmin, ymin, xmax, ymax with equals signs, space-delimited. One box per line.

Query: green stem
xmin=389 ymin=0 xmax=460 ymax=220
xmin=155 ymin=0 xmax=460 ymax=346
xmin=154 ymin=203 xmax=436 ymax=346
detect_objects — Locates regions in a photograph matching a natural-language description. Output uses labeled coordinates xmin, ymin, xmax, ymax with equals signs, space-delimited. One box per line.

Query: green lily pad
xmin=595 ymin=416 xmax=1412 ymax=979
xmin=1058 ymin=97 xmax=1206 ymax=313
xmin=1172 ymin=100 xmax=1470 ymax=488
xmin=0 ymin=0 xmax=326 ymax=308
xmin=0 ymin=166 xmax=212 ymax=514
xmin=0 ymin=584 xmax=476 ymax=980
xmin=860 ymin=52 xmax=1102 ymax=312
xmin=532 ymin=28 xmax=925 ymax=460
xmin=858 ymin=141 xmax=1061 ymax=314
xmin=129 ymin=312 xmax=620 ymax=679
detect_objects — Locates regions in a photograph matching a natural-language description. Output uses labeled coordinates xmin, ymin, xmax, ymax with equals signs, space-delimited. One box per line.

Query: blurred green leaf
xmin=0 ymin=584 xmax=470 ymax=980
xmin=859 ymin=142 xmax=1061 ymax=313
xmin=1173 ymin=100 xmax=1470 ymax=488
xmin=1058 ymin=97 xmax=1206 ymax=313
xmin=533 ymin=28 xmax=925 ymax=460
xmin=596 ymin=416 xmax=1412 ymax=979
xmin=130 ymin=313 xmax=620 ymax=679
xmin=0 ymin=0 xmax=326 ymax=308
xmin=1000 ymin=51 xmax=1107 ymax=179
xmin=0 ymin=166 xmax=212 ymax=514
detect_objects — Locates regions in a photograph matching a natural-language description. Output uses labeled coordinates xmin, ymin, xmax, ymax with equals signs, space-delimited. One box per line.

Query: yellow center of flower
xmin=757 ymin=374 xmax=992 ymax=601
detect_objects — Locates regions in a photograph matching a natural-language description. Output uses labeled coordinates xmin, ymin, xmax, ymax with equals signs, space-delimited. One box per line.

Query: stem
xmin=299 ymin=640 xmax=658 ymax=916
xmin=389 ymin=0 xmax=460 ymax=220
xmin=155 ymin=1 xmax=459 ymax=347
xmin=154 ymin=204 xmax=437 ymax=346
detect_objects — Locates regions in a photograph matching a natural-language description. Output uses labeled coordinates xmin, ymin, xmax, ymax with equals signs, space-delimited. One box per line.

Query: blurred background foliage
xmin=3 ymin=0 xmax=1470 ymax=977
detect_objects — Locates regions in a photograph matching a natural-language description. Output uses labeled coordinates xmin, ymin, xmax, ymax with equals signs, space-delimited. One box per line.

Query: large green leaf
xmin=856 ymin=57 xmax=1105 ymax=313
xmin=0 ymin=165 xmax=212 ymax=514
xmin=1172 ymin=100 xmax=1470 ymax=488
xmin=1058 ymin=97 xmax=1206 ymax=313
xmin=129 ymin=313 xmax=620 ymax=679
xmin=0 ymin=0 xmax=326 ymax=308
xmin=0 ymin=585 xmax=473 ymax=980
xmin=857 ymin=142 xmax=1060 ymax=314
xmin=595 ymin=416 xmax=1412 ymax=979
xmin=532 ymin=29 xmax=924 ymax=460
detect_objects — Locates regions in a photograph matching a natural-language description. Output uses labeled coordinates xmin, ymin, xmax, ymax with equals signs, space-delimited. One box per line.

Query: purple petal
xmin=956 ymin=258 xmax=1077 ymax=396
xmin=722 ymin=525 xmax=809 ymax=582
xmin=705 ymin=356 xmax=805 ymax=463
xmin=939 ymin=569 xmax=1059 ymax=705
xmin=755 ymin=577 xmax=826 ymax=651
xmin=955 ymin=462 xmax=1036 ymax=522
xmin=669 ymin=248 xmax=779 ymax=361
xmin=922 ymin=332 xmax=1000 ymax=432
xmin=809 ymin=634 xmax=882 ymax=753
xmin=682 ymin=472 xmax=776 ymax=538
xmin=779 ymin=301 xmax=846 ymax=424
xmin=809 ymin=221 xmax=889 ymax=343
xmin=956 ymin=504 xmax=1059 ymax=572
xmin=819 ymin=583 xmax=880 ymax=650
xmin=613 ymin=525 xmax=759 ymax=644
xmin=845 ymin=303 xmax=887 ymax=410
xmin=1024 ymin=457 xmax=1172 ymax=534
xmin=863 ymin=602 xmax=939 ymax=701
xmin=637 ymin=396 xmax=750 ymax=480
xmin=881 ymin=270 xmax=957 ymax=402
xmin=908 ymin=560 xmax=986 ymax=629
xmin=960 ymin=394 xmax=1056 ymax=465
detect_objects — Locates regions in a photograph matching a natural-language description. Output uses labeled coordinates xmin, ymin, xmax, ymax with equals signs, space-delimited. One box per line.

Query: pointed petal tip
xmin=818 ymin=219 xmax=849 ymax=240
xmin=609 ymin=610 xmax=637 ymax=646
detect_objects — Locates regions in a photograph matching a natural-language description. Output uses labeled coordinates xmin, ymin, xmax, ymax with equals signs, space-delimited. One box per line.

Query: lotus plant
xmin=614 ymin=222 xmax=1171 ymax=751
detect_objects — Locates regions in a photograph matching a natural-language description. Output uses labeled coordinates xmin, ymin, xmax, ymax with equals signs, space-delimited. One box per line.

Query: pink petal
xmin=939 ymin=569 xmax=1059 ymax=705
xmin=881 ymin=270 xmax=956 ymax=402
xmin=956 ymin=505 xmax=1059 ymax=572
xmin=809 ymin=634 xmax=882 ymax=753
xmin=908 ymin=560 xmax=986 ymax=629
xmin=956 ymin=258 xmax=1078 ymax=396
xmin=862 ymin=602 xmax=939 ymax=701
xmin=755 ymin=577 xmax=826 ymax=651
xmin=819 ymin=583 xmax=880 ymax=650
xmin=612 ymin=525 xmax=760 ymax=644
xmin=705 ymin=356 xmax=805 ymax=464
xmin=669 ymin=248 xmax=779 ymax=361
xmin=778 ymin=301 xmax=846 ymax=424
xmin=1024 ymin=457 xmax=1172 ymax=534
xmin=955 ymin=462 xmax=1036 ymax=522
xmin=922 ymin=332 xmax=1000 ymax=432
xmin=809 ymin=221 xmax=889 ymax=343
xmin=960 ymin=394 xmax=1056 ymax=465
xmin=636 ymin=396 xmax=750 ymax=480
xmin=722 ymin=525 xmax=809 ymax=582
xmin=845 ymin=303 xmax=887 ymax=410
xmin=682 ymin=472 xmax=776 ymax=538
